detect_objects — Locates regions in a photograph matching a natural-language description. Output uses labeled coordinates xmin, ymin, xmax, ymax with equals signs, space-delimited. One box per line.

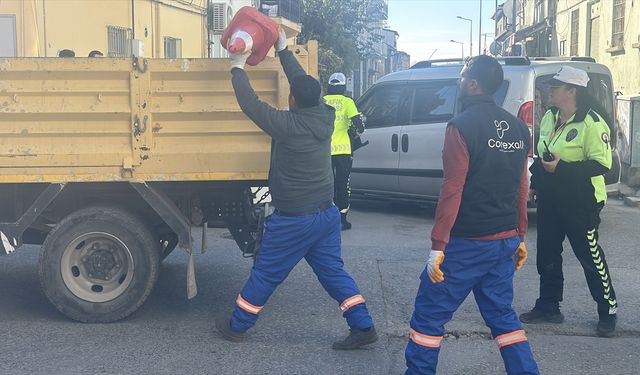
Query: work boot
xmin=519 ymin=308 xmax=565 ymax=324
xmin=597 ymin=314 xmax=617 ymax=338
xmin=341 ymin=212 xmax=352 ymax=231
xmin=215 ymin=312 xmax=246 ymax=342
xmin=332 ymin=327 xmax=378 ymax=350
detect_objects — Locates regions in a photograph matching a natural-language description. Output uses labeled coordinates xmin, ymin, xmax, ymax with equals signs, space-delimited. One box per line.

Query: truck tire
xmin=38 ymin=206 xmax=160 ymax=323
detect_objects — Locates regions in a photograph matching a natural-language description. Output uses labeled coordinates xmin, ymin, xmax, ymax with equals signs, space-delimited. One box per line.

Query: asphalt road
xmin=0 ymin=198 xmax=638 ymax=375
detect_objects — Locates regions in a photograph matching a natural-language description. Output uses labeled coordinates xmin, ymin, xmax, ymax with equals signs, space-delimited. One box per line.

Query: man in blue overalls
xmin=404 ymin=55 xmax=540 ymax=374
xmin=215 ymin=30 xmax=377 ymax=350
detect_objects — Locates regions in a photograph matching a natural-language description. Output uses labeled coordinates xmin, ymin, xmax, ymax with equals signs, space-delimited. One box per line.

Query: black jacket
xmin=231 ymin=49 xmax=335 ymax=213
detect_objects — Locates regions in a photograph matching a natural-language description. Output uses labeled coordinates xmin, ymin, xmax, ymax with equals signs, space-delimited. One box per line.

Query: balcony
xmin=259 ymin=0 xmax=301 ymax=23
xmin=258 ymin=0 xmax=302 ymax=38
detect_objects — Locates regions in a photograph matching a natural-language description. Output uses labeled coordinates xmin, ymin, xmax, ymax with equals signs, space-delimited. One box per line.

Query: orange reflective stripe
xmin=409 ymin=329 xmax=442 ymax=348
xmin=495 ymin=330 xmax=528 ymax=348
xmin=339 ymin=294 xmax=365 ymax=312
xmin=236 ymin=294 xmax=263 ymax=315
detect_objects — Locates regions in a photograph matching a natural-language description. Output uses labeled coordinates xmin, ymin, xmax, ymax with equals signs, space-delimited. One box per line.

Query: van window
xmin=409 ymin=80 xmax=457 ymax=124
xmin=357 ymin=84 xmax=405 ymax=129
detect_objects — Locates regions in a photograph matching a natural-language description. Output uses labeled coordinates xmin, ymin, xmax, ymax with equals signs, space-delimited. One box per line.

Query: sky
xmin=388 ymin=0 xmax=501 ymax=65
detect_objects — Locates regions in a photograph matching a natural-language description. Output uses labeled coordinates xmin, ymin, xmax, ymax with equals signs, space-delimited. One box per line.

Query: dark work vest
xmin=450 ymin=95 xmax=530 ymax=238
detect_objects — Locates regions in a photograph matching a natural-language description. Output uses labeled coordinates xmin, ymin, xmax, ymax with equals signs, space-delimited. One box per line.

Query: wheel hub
xmin=60 ymin=232 xmax=134 ymax=303
xmin=84 ymin=247 xmax=117 ymax=280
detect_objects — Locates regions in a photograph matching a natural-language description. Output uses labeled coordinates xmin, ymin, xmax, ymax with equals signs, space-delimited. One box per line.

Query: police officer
xmin=405 ymin=55 xmax=539 ymax=375
xmin=520 ymin=66 xmax=618 ymax=337
xmin=215 ymin=30 xmax=378 ymax=350
xmin=323 ymin=73 xmax=364 ymax=230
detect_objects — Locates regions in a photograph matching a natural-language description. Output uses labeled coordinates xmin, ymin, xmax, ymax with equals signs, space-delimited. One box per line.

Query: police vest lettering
xmin=487 ymin=138 xmax=526 ymax=151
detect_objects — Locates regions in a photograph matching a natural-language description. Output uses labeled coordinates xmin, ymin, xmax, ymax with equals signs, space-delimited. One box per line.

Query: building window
xmin=0 ymin=15 xmax=17 ymax=57
xmin=534 ymin=0 xmax=545 ymax=24
xmin=560 ymin=40 xmax=566 ymax=55
xmin=611 ymin=0 xmax=625 ymax=48
xmin=107 ymin=26 xmax=132 ymax=57
xmin=570 ymin=9 xmax=579 ymax=56
xmin=164 ymin=37 xmax=182 ymax=58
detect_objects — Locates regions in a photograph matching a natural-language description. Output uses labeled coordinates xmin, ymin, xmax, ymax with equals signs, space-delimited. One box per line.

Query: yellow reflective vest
xmin=324 ymin=94 xmax=359 ymax=155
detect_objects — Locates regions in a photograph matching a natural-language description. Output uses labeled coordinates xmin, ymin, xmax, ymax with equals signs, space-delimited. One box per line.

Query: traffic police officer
xmin=324 ymin=73 xmax=364 ymax=230
xmin=520 ymin=66 xmax=618 ymax=337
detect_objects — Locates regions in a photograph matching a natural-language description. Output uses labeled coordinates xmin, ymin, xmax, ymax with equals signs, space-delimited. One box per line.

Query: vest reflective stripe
xmin=236 ymin=294 xmax=263 ymax=315
xmin=409 ymin=329 xmax=443 ymax=348
xmin=494 ymin=330 xmax=528 ymax=348
xmin=339 ymin=294 xmax=365 ymax=312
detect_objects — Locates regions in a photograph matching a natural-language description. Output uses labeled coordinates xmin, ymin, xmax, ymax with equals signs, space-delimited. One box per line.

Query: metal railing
xmin=259 ymin=0 xmax=301 ymax=24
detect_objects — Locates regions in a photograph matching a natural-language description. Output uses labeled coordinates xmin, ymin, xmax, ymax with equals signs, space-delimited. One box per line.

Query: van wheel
xmin=38 ymin=206 xmax=160 ymax=323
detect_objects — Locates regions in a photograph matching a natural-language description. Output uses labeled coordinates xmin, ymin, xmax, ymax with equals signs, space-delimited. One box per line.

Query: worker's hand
xmin=229 ymin=52 xmax=249 ymax=70
xmin=427 ymin=250 xmax=445 ymax=283
xmin=275 ymin=29 xmax=288 ymax=52
xmin=542 ymin=153 xmax=560 ymax=173
xmin=514 ymin=242 xmax=528 ymax=271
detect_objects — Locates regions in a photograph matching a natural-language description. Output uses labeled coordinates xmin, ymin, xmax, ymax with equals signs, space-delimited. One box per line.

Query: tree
xmin=298 ymin=0 xmax=384 ymax=85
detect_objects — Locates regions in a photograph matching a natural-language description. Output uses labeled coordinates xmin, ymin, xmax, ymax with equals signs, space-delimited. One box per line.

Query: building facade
xmin=351 ymin=0 xmax=410 ymax=98
xmin=494 ymin=0 xmax=639 ymax=95
xmin=553 ymin=0 xmax=640 ymax=95
xmin=492 ymin=0 xmax=554 ymax=57
xmin=0 ymin=0 xmax=208 ymax=58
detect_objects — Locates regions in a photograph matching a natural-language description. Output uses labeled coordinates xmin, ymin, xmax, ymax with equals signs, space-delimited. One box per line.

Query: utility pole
xmin=479 ymin=0 xmax=482 ymax=55
xmin=457 ymin=16 xmax=473 ymax=57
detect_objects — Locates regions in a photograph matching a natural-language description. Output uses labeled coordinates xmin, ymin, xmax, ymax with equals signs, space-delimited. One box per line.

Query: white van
xmin=351 ymin=57 xmax=620 ymax=203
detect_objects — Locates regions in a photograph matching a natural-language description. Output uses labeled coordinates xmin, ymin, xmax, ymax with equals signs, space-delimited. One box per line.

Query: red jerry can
xmin=221 ymin=6 xmax=280 ymax=66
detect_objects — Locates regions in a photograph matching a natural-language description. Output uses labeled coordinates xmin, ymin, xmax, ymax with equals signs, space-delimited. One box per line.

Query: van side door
xmin=397 ymin=80 xmax=458 ymax=199
xmin=351 ymin=83 xmax=410 ymax=195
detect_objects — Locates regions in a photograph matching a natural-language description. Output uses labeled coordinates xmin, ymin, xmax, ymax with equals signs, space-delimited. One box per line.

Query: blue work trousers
xmin=405 ymin=236 xmax=539 ymax=375
xmin=230 ymin=205 xmax=373 ymax=332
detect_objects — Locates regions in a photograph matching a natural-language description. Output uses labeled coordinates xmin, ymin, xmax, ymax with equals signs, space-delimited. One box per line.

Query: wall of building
xmin=555 ymin=0 xmax=640 ymax=95
xmin=0 ymin=0 xmax=207 ymax=58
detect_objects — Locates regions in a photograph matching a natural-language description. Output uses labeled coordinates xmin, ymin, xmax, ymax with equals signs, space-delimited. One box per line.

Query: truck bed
xmin=0 ymin=45 xmax=316 ymax=183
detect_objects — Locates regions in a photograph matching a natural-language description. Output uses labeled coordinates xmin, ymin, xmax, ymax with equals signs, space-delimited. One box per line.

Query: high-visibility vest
xmin=538 ymin=108 xmax=612 ymax=203
xmin=324 ymin=94 xmax=359 ymax=155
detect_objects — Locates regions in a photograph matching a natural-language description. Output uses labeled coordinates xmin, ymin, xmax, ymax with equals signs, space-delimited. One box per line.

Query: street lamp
xmin=450 ymin=39 xmax=464 ymax=60
xmin=457 ymin=15 xmax=473 ymax=58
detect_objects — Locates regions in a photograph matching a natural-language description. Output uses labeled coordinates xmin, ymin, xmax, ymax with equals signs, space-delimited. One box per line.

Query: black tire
xmin=38 ymin=206 xmax=160 ymax=323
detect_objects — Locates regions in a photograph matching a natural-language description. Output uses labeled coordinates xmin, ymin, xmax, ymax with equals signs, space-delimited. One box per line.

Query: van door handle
xmin=402 ymin=134 xmax=409 ymax=152
xmin=391 ymin=134 xmax=398 ymax=152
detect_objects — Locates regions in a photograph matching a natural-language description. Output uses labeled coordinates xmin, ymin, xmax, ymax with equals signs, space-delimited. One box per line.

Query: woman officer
xmin=520 ymin=66 xmax=618 ymax=337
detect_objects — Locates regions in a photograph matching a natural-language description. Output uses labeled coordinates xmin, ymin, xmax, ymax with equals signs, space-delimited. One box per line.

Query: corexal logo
xmin=494 ymin=120 xmax=509 ymax=139
xmin=488 ymin=120 xmax=525 ymax=152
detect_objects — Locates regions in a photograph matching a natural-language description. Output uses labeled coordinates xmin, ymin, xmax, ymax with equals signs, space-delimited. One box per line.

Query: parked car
xmin=351 ymin=57 xmax=620 ymax=203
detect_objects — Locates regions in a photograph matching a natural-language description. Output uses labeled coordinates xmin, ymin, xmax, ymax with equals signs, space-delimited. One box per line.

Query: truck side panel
xmin=0 ymin=46 xmax=315 ymax=183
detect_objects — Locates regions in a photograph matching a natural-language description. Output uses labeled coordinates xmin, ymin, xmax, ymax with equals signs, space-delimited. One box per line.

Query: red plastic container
xmin=221 ymin=6 xmax=280 ymax=66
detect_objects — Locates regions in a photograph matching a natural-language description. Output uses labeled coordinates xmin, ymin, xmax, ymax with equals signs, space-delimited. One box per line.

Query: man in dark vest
xmin=404 ymin=55 xmax=540 ymax=375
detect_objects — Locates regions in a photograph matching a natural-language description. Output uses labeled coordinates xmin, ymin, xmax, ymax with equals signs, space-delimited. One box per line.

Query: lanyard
xmin=549 ymin=113 xmax=574 ymax=146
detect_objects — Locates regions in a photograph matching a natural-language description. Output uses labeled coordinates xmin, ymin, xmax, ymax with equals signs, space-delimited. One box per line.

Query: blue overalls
xmin=230 ymin=204 xmax=374 ymax=332
xmin=405 ymin=237 xmax=540 ymax=375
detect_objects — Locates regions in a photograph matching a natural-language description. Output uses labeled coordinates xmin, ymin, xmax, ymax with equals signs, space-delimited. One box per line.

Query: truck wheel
xmin=38 ymin=206 xmax=160 ymax=323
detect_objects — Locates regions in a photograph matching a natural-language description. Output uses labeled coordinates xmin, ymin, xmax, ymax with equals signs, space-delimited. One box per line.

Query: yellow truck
xmin=0 ymin=43 xmax=318 ymax=323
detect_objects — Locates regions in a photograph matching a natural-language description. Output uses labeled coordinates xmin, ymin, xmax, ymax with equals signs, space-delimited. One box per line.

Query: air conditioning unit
xmin=209 ymin=3 xmax=228 ymax=34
